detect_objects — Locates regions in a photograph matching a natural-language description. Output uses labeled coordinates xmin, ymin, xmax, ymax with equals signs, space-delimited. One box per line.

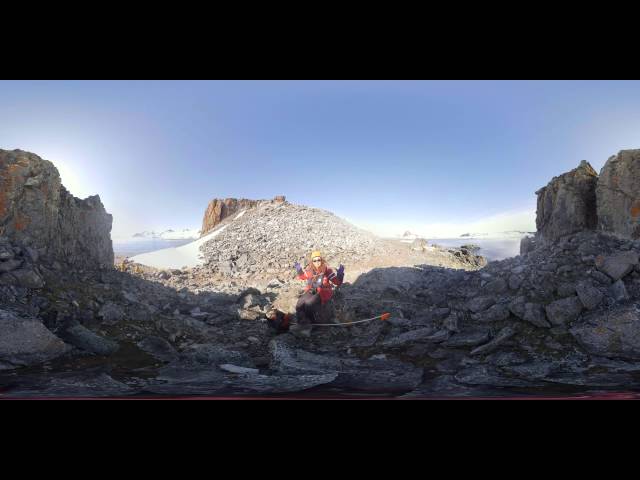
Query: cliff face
xmin=535 ymin=160 xmax=598 ymax=243
xmin=0 ymin=149 xmax=113 ymax=270
xmin=200 ymin=196 xmax=286 ymax=236
xmin=533 ymin=150 xmax=640 ymax=246
xmin=597 ymin=149 xmax=640 ymax=239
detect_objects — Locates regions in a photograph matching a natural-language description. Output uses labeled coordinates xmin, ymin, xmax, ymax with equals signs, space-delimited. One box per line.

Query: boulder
xmin=609 ymin=280 xmax=629 ymax=302
xmin=470 ymin=326 xmax=517 ymax=356
xmin=575 ymin=281 xmax=604 ymax=310
xmin=471 ymin=303 xmax=510 ymax=323
xmin=570 ymin=305 xmax=640 ymax=360
xmin=595 ymin=251 xmax=639 ymax=281
xmin=523 ymin=302 xmax=551 ymax=328
xmin=137 ymin=336 xmax=178 ymax=362
xmin=467 ymin=296 xmax=495 ymax=313
xmin=58 ymin=323 xmax=119 ymax=356
xmin=98 ymin=302 xmax=125 ymax=325
xmin=545 ymin=296 xmax=583 ymax=326
xmin=0 ymin=309 xmax=70 ymax=367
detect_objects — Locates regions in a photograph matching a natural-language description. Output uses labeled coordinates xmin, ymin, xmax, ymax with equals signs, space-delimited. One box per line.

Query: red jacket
xmin=298 ymin=266 xmax=342 ymax=304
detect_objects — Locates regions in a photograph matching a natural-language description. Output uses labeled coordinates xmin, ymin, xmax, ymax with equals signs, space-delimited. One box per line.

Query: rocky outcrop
xmin=0 ymin=149 xmax=113 ymax=269
xmin=201 ymin=196 xmax=287 ymax=236
xmin=199 ymin=201 xmax=390 ymax=280
xmin=0 ymin=309 xmax=70 ymax=368
xmin=535 ymin=160 xmax=598 ymax=243
xmin=597 ymin=149 xmax=640 ymax=239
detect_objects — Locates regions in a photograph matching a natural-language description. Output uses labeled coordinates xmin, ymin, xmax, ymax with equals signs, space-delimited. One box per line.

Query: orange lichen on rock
xmin=611 ymin=174 xmax=619 ymax=189
xmin=14 ymin=216 xmax=29 ymax=231
xmin=630 ymin=200 xmax=640 ymax=218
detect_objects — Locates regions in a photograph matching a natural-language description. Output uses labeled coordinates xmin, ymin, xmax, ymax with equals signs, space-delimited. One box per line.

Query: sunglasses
xmin=312 ymin=258 xmax=322 ymax=263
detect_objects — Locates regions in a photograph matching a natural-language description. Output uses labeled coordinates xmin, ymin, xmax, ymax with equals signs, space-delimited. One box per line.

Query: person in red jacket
xmin=293 ymin=250 xmax=344 ymax=335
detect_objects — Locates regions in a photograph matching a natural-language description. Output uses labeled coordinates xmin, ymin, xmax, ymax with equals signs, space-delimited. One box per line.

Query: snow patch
xmin=234 ymin=210 xmax=246 ymax=220
xmin=130 ymin=225 xmax=228 ymax=270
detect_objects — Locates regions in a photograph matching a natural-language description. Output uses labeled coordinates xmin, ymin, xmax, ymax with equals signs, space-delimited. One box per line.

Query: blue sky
xmin=1 ymin=80 xmax=640 ymax=239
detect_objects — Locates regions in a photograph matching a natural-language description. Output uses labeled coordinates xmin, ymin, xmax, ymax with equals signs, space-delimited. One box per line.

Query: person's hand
xmin=294 ymin=262 xmax=303 ymax=274
xmin=337 ymin=264 xmax=345 ymax=277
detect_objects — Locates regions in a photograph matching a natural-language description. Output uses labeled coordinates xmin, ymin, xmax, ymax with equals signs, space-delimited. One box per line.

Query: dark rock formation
xmin=535 ymin=160 xmax=598 ymax=243
xmin=597 ymin=149 xmax=640 ymax=239
xmin=0 ymin=149 xmax=113 ymax=269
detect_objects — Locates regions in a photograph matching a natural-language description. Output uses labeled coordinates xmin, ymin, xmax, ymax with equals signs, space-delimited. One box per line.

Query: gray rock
xmin=575 ymin=281 xmax=604 ymax=310
xmin=0 ymin=268 xmax=44 ymax=288
xmin=269 ymin=337 xmax=423 ymax=392
xmin=544 ymin=372 xmax=635 ymax=387
xmin=442 ymin=313 xmax=460 ymax=332
xmin=147 ymin=368 xmax=338 ymax=396
xmin=503 ymin=361 xmax=555 ymax=379
xmin=467 ymin=296 xmax=495 ymax=313
xmin=520 ymin=235 xmax=537 ymax=255
xmin=2 ymin=372 xmax=137 ymax=398
xmin=508 ymin=296 xmax=527 ymax=319
xmin=98 ymin=302 xmax=125 ymax=325
xmin=442 ymin=329 xmax=491 ymax=348
xmin=137 ymin=336 xmax=178 ymax=362
xmin=401 ymin=375 xmax=505 ymax=398
xmin=486 ymin=351 xmax=527 ymax=367
xmin=59 ymin=324 xmax=119 ymax=356
xmin=590 ymin=270 xmax=613 ymax=285
xmin=483 ymin=278 xmax=507 ymax=294
xmin=470 ymin=326 xmax=517 ymax=356
xmin=556 ymin=283 xmax=576 ymax=298
xmin=508 ymin=274 xmax=523 ymax=290
xmin=545 ymin=296 xmax=583 ymax=326
xmin=178 ymin=344 xmax=255 ymax=368
xmin=455 ymin=365 xmax=540 ymax=387
xmin=595 ymin=251 xmax=639 ymax=281
xmin=0 ymin=309 xmax=70 ymax=367
xmin=523 ymin=302 xmax=551 ymax=328
xmin=471 ymin=303 xmax=510 ymax=323
xmin=0 ymin=245 xmax=14 ymax=260
xmin=570 ymin=305 xmax=640 ymax=360
xmin=0 ymin=258 xmax=22 ymax=272
xmin=382 ymin=327 xmax=435 ymax=348
xmin=609 ymin=280 xmax=630 ymax=302
xmin=218 ymin=364 xmax=260 ymax=374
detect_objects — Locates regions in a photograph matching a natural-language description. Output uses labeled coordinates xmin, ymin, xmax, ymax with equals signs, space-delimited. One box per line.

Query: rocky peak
xmin=535 ymin=160 xmax=598 ymax=243
xmin=200 ymin=196 xmax=287 ymax=237
xmin=597 ymin=149 xmax=640 ymax=239
xmin=0 ymin=148 xmax=113 ymax=271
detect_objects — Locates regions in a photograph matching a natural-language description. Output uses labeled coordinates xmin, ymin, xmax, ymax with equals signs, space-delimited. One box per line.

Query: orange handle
xmin=380 ymin=313 xmax=391 ymax=321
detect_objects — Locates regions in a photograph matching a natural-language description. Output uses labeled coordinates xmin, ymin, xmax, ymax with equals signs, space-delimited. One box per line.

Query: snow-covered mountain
xmin=131 ymin=228 xmax=200 ymax=241
xmin=458 ymin=230 xmax=534 ymax=239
